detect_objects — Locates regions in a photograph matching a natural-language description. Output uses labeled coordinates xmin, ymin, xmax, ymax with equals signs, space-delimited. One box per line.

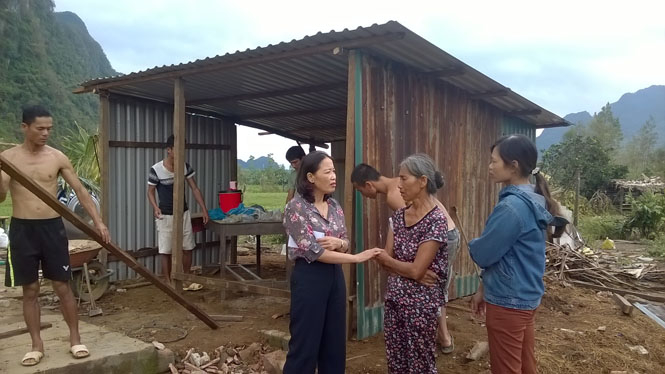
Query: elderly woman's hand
xmin=354 ymin=248 xmax=384 ymax=263
xmin=418 ymin=269 xmax=439 ymax=287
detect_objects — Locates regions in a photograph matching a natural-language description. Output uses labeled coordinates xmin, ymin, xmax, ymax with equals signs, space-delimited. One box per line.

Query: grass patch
xmin=244 ymin=192 xmax=287 ymax=212
xmin=647 ymin=236 xmax=665 ymax=258
xmin=578 ymin=215 xmax=627 ymax=241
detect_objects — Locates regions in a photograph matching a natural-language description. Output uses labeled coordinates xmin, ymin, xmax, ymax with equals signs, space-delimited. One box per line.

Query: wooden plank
xmin=171 ymin=77 xmax=186 ymax=290
xmin=173 ymin=272 xmax=291 ymax=299
xmin=470 ymin=89 xmax=510 ymax=100
xmin=612 ymin=293 xmax=634 ymax=316
xmin=0 ymin=156 xmax=218 ymax=329
xmin=188 ymin=81 xmax=346 ymax=106
xmin=241 ymin=106 xmax=346 ymax=120
xmin=80 ymin=33 xmax=406 ymax=92
xmin=0 ymin=322 xmax=52 ymax=340
xmin=99 ymin=92 xmax=110 ymax=268
xmin=109 ymin=141 xmax=231 ymax=150
xmin=343 ymin=50 xmax=357 ymax=339
xmin=570 ymin=281 xmax=665 ymax=303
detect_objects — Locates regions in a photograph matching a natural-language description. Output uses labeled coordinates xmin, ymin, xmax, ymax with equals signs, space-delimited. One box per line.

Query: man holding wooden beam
xmin=0 ymin=105 xmax=111 ymax=367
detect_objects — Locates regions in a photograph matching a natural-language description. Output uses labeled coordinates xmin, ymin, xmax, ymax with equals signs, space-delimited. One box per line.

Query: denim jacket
xmin=469 ymin=185 xmax=553 ymax=310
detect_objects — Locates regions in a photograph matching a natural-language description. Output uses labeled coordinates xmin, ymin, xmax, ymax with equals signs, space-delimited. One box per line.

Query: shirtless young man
xmin=351 ymin=162 xmax=459 ymax=354
xmin=0 ymin=106 xmax=111 ymax=367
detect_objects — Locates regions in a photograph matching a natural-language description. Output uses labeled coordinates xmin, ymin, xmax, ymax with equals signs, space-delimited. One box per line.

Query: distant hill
xmin=536 ymin=85 xmax=665 ymax=152
xmin=238 ymin=156 xmax=282 ymax=170
xmin=0 ymin=0 xmax=117 ymax=144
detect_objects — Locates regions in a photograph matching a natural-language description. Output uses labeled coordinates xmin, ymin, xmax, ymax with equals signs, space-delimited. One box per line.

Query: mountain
xmin=0 ymin=0 xmax=117 ymax=144
xmin=536 ymin=85 xmax=665 ymax=152
xmin=238 ymin=156 xmax=282 ymax=170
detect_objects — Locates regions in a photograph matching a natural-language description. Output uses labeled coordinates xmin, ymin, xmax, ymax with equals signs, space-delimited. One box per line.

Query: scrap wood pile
xmin=545 ymin=242 xmax=665 ymax=293
xmin=167 ymin=342 xmax=284 ymax=374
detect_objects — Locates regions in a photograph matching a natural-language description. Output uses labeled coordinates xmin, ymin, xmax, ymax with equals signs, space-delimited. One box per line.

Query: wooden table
xmin=205 ymin=220 xmax=285 ymax=281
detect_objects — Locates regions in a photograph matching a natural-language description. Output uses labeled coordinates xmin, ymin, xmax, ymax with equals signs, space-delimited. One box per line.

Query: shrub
xmin=578 ymin=215 xmax=627 ymax=241
xmin=647 ymin=237 xmax=665 ymax=258
xmin=624 ymin=191 xmax=665 ymax=239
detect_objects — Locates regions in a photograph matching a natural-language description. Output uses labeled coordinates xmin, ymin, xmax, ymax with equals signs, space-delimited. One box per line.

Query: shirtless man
xmin=351 ymin=162 xmax=459 ymax=353
xmin=0 ymin=106 xmax=111 ymax=367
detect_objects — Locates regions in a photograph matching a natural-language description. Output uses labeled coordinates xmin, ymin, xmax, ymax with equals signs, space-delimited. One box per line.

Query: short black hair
xmin=22 ymin=105 xmax=51 ymax=125
xmin=351 ymin=163 xmax=381 ymax=185
xmin=285 ymin=146 xmax=306 ymax=162
xmin=296 ymin=151 xmax=333 ymax=203
xmin=166 ymin=134 xmax=174 ymax=148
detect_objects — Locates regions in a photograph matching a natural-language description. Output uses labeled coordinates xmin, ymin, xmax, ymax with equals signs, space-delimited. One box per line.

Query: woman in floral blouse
xmin=282 ymin=151 xmax=382 ymax=374
xmin=374 ymin=154 xmax=449 ymax=374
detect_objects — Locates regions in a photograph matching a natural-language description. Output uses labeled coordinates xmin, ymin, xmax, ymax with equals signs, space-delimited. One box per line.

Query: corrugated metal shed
xmin=106 ymin=96 xmax=235 ymax=280
xmin=77 ymin=21 xmax=569 ymax=144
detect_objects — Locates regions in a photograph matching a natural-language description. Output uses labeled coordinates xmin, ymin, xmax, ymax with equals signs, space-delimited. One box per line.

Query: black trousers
xmin=283 ymin=259 xmax=346 ymax=374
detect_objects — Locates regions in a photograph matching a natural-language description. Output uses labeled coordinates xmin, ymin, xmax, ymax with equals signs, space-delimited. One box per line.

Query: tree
xmin=622 ymin=117 xmax=658 ymax=177
xmin=586 ymin=104 xmax=623 ymax=152
xmin=541 ymin=134 xmax=628 ymax=199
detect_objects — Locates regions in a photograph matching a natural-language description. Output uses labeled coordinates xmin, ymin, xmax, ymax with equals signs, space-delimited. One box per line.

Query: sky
xmin=55 ymin=0 xmax=665 ymax=167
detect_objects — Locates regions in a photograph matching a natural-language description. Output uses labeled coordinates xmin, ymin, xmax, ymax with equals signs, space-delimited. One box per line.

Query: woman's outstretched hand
xmin=355 ymin=248 xmax=384 ymax=263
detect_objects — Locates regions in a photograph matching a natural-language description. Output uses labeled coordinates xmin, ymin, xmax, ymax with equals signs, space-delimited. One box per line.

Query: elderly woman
xmin=374 ymin=153 xmax=449 ymax=374
xmin=283 ymin=151 xmax=381 ymax=374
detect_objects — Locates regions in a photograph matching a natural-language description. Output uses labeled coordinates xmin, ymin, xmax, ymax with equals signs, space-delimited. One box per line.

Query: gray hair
xmin=399 ymin=153 xmax=444 ymax=195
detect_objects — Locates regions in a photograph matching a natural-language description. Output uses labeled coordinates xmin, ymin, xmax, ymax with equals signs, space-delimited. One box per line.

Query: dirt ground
xmin=72 ymin=244 xmax=665 ymax=374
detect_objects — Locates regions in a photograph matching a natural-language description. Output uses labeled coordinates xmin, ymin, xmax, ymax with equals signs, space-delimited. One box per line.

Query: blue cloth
xmin=469 ymin=184 xmax=553 ymax=310
xmin=226 ymin=203 xmax=257 ymax=216
xmin=208 ymin=208 xmax=226 ymax=220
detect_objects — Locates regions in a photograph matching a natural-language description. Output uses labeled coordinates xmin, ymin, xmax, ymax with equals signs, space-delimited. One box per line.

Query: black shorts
xmin=5 ymin=217 xmax=70 ymax=287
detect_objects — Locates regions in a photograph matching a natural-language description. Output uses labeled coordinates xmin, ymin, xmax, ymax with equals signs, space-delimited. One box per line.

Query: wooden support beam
xmin=0 ymin=156 xmax=219 ymax=329
xmin=240 ymin=106 xmax=346 ymax=120
xmin=232 ymin=118 xmax=330 ymax=148
xmin=424 ymin=66 xmax=466 ymax=78
xmin=108 ymin=141 xmax=230 ymax=150
xmin=470 ymin=89 xmax=511 ymax=100
xmin=612 ymin=293 xmax=634 ymax=316
xmin=536 ymin=122 xmax=571 ymax=129
xmin=171 ymin=78 xmax=186 ymax=291
xmin=80 ymin=33 xmax=405 ymax=92
xmin=570 ymin=281 xmax=665 ymax=303
xmin=99 ymin=92 xmax=110 ymax=268
xmin=188 ymin=82 xmax=346 ymax=106
xmin=507 ymin=109 xmax=542 ymax=116
xmin=173 ymin=272 xmax=291 ymax=298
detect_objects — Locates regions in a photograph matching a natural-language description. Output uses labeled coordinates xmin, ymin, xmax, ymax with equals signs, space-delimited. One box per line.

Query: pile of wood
xmin=168 ymin=343 xmax=282 ymax=374
xmin=545 ymin=242 xmax=665 ymax=295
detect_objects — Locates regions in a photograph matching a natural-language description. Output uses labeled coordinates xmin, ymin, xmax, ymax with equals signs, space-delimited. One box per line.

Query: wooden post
xmin=171 ymin=78 xmax=186 ymax=290
xmin=0 ymin=155 xmax=219 ymax=329
xmin=343 ymin=50 xmax=358 ymax=338
xmin=98 ymin=92 xmax=110 ymax=268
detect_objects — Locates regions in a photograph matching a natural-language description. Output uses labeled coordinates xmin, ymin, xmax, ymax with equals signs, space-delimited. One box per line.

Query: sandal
xmin=70 ymin=344 xmax=90 ymax=359
xmin=21 ymin=351 xmax=44 ymax=366
xmin=440 ymin=335 xmax=454 ymax=354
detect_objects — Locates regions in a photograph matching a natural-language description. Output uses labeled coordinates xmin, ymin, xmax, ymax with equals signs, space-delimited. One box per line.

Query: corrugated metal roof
xmin=78 ymin=21 xmax=569 ymax=142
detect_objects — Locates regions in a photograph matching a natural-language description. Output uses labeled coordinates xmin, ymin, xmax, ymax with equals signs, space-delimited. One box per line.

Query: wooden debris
xmin=466 ymin=341 xmax=489 ymax=361
xmin=612 ymin=293 xmax=634 ymax=315
xmin=168 ymin=363 xmax=179 ymax=374
xmin=0 ymin=322 xmax=52 ymax=340
xmin=346 ymin=353 xmax=370 ymax=361
xmin=200 ymin=357 xmax=220 ymax=369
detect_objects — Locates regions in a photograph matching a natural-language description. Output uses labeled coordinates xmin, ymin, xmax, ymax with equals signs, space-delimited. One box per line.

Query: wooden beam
xmin=80 ymin=33 xmax=405 ymax=92
xmin=188 ymin=81 xmax=346 ymax=106
xmin=99 ymin=92 xmax=110 ymax=268
xmin=171 ymin=78 xmax=186 ymax=290
xmin=233 ymin=118 xmax=330 ymax=148
xmin=424 ymin=66 xmax=466 ymax=78
xmin=240 ymin=106 xmax=346 ymax=120
xmin=470 ymin=89 xmax=510 ymax=100
xmin=612 ymin=293 xmax=634 ymax=316
xmin=173 ymin=272 xmax=291 ymax=298
xmin=108 ymin=141 xmax=231 ymax=150
xmin=343 ymin=51 xmax=358 ymax=339
xmin=0 ymin=155 xmax=219 ymax=329
xmin=0 ymin=322 xmax=52 ymax=340
xmin=536 ymin=122 xmax=571 ymax=129
xmin=507 ymin=109 xmax=542 ymax=116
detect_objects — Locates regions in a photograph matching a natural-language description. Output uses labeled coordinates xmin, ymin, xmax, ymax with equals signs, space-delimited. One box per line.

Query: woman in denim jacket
xmin=469 ymin=135 xmax=561 ymax=374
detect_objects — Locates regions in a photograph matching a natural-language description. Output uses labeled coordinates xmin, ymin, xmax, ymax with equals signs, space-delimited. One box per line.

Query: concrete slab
xmin=0 ymin=296 xmax=174 ymax=374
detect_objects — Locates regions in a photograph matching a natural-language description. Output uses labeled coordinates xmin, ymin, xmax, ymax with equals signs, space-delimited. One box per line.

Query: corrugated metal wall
xmin=502 ymin=115 xmax=536 ymax=141
xmin=359 ymin=55 xmax=504 ymax=307
xmin=107 ymin=95 xmax=236 ymax=280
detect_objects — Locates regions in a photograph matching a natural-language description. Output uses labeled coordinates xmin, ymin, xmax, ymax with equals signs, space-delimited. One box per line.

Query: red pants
xmin=486 ymin=302 xmax=537 ymax=374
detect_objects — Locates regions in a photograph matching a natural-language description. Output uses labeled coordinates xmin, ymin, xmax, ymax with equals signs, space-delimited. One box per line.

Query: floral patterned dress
xmin=384 ymin=206 xmax=448 ymax=374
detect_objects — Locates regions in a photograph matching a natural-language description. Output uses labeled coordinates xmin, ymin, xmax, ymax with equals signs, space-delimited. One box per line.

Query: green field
xmin=243 ymin=191 xmax=287 ymax=211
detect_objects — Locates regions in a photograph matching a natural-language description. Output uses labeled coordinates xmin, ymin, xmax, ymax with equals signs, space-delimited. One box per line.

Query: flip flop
xmin=70 ymin=344 xmax=90 ymax=359
xmin=440 ymin=335 xmax=454 ymax=354
xmin=21 ymin=351 xmax=44 ymax=366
